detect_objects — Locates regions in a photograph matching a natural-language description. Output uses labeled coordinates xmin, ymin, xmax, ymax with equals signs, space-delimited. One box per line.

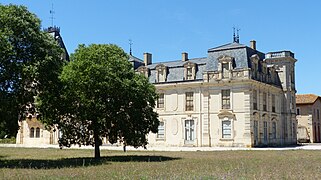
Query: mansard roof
xmin=206 ymin=42 xmax=265 ymax=71
xmin=147 ymin=57 xmax=207 ymax=83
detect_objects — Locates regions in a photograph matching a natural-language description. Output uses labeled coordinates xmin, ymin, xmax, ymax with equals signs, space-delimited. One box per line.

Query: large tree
xmin=0 ymin=4 xmax=63 ymax=138
xmin=37 ymin=44 xmax=159 ymax=158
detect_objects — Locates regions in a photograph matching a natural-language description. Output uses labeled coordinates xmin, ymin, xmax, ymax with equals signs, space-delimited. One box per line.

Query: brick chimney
xmin=182 ymin=52 xmax=188 ymax=61
xmin=250 ymin=40 xmax=256 ymax=50
xmin=144 ymin=53 xmax=152 ymax=66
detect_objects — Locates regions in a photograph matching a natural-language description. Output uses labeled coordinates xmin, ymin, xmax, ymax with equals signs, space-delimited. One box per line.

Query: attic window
xmin=155 ymin=64 xmax=167 ymax=82
xmin=184 ymin=62 xmax=196 ymax=80
xmin=218 ymin=55 xmax=234 ymax=79
xmin=136 ymin=66 xmax=149 ymax=77
xmin=250 ymin=54 xmax=260 ymax=79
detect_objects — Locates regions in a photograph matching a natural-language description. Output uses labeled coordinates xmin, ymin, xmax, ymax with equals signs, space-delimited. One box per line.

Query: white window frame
xmin=185 ymin=92 xmax=194 ymax=111
xmin=157 ymin=121 xmax=165 ymax=140
xmin=157 ymin=93 xmax=164 ymax=109
xmin=184 ymin=119 xmax=195 ymax=143
xmin=222 ymin=118 xmax=232 ymax=139
xmin=222 ymin=89 xmax=230 ymax=109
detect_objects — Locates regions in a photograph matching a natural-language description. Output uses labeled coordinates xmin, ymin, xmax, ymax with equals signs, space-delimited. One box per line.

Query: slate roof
xmin=206 ymin=42 xmax=265 ymax=71
xmin=129 ymin=55 xmax=144 ymax=69
xmin=296 ymin=94 xmax=320 ymax=104
xmin=147 ymin=57 xmax=207 ymax=83
xmin=131 ymin=42 xmax=284 ymax=85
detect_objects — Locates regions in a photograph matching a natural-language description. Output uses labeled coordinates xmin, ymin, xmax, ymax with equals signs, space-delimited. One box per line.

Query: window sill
xmin=156 ymin=138 xmax=165 ymax=141
xmin=220 ymin=138 xmax=234 ymax=141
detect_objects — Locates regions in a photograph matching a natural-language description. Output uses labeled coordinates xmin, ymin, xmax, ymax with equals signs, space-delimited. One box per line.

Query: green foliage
xmin=37 ymin=44 xmax=159 ymax=158
xmin=0 ymin=137 xmax=16 ymax=144
xmin=0 ymin=4 xmax=63 ymax=138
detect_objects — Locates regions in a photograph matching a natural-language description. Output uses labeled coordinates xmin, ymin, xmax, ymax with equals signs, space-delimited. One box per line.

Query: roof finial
xmin=129 ymin=39 xmax=133 ymax=55
xmin=233 ymin=27 xmax=240 ymax=43
xmin=49 ymin=3 xmax=55 ymax=27
xmin=236 ymin=28 xmax=240 ymax=43
xmin=233 ymin=27 xmax=236 ymax=43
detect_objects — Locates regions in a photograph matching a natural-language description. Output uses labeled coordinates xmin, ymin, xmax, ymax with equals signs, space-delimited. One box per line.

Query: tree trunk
xmin=94 ymin=129 xmax=100 ymax=159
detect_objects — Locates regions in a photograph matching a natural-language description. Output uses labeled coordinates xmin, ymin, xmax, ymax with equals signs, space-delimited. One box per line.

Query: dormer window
xmin=184 ymin=62 xmax=196 ymax=80
xmin=218 ymin=55 xmax=234 ymax=79
xmin=250 ymin=54 xmax=259 ymax=79
xmin=155 ymin=64 xmax=167 ymax=82
xmin=136 ymin=66 xmax=149 ymax=77
xmin=222 ymin=63 xmax=229 ymax=78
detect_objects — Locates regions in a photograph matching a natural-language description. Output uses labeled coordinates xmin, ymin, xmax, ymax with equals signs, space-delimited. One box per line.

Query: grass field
xmin=1 ymin=147 xmax=321 ymax=179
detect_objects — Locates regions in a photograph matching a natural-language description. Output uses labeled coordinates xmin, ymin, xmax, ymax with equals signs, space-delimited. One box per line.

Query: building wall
xmin=297 ymin=99 xmax=321 ymax=143
xmin=16 ymin=117 xmax=59 ymax=146
xmin=147 ymin=77 xmax=290 ymax=147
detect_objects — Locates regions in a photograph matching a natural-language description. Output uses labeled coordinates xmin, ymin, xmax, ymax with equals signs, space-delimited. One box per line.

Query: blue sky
xmin=2 ymin=0 xmax=321 ymax=95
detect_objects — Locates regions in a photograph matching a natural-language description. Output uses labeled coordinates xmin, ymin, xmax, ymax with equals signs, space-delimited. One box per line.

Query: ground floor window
xmin=30 ymin=127 xmax=34 ymax=138
xmin=272 ymin=121 xmax=277 ymax=139
xmin=263 ymin=121 xmax=268 ymax=144
xmin=30 ymin=127 xmax=40 ymax=138
xmin=36 ymin=127 xmax=40 ymax=138
xmin=222 ymin=119 xmax=231 ymax=139
xmin=185 ymin=120 xmax=195 ymax=142
xmin=254 ymin=120 xmax=258 ymax=144
xmin=157 ymin=121 xmax=165 ymax=139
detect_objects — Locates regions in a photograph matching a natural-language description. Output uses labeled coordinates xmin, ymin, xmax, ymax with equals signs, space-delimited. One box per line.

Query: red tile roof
xmin=296 ymin=94 xmax=320 ymax=104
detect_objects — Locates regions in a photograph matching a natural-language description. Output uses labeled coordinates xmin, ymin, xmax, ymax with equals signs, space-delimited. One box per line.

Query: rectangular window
xmin=253 ymin=90 xmax=257 ymax=110
xmin=254 ymin=120 xmax=258 ymax=145
xmin=272 ymin=122 xmax=276 ymax=139
xmin=222 ymin=120 xmax=231 ymax=138
xmin=157 ymin=121 xmax=165 ymax=139
xmin=222 ymin=63 xmax=229 ymax=78
xmin=263 ymin=121 xmax=268 ymax=144
xmin=296 ymin=108 xmax=300 ymax=115
xmin=187 ymin=67 xmax=193 ymax=80
xmin=318 ymin=109 xmax=320 ymax=120
xmin=222 ymin=90 xmax=230 ymax=109
xmin=185 ymin=120 xmax=195 ymax=142
xmin=272 ymin=94 xmax=276 ymax=113
xmin=185 ymin=92 xmax=194 ymax=111
xmin=263 ymin=93 xmax=267 ymax=111
xmin=252 ymin=63 xmax=257 ymax=79
xmin=157 ymin=93 xmax=164 ymax=108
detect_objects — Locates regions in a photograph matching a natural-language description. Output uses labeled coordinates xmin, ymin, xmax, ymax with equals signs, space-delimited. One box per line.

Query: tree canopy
xmin=37 ymin=44 xmax=159 ymax=158
xmin=0 ymin=4 xmax=63 ymax=138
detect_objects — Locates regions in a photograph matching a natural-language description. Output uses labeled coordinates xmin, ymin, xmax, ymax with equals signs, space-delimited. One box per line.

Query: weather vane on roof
xmin=129 ymin=39 xmax=133 ymax=55
xmin=233 ymin=27 xmax=240 ymax=43
xmin=50 ymin=3 xmax=55 ymax=27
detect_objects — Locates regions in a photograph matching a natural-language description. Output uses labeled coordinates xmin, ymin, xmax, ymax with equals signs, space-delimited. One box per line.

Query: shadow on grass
xmin=0 ymin=155 xmax=180 ymax=169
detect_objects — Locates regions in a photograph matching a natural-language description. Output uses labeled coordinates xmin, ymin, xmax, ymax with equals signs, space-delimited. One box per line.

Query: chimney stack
xmin=182 ymin=52 xmax=188 ymax=61
xmin=250 ymin=40 xmax=256 ymax=50
xmin=144 ymin=53 xmax=152 ymax=66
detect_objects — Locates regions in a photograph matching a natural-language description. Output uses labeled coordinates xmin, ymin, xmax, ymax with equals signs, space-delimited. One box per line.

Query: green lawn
xmin=0 ymin=147 xmax=320 ymax=179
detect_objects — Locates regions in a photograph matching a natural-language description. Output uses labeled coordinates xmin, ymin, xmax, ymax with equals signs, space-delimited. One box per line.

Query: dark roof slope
xmin=206 ymin=42 xmax=265 ymax=71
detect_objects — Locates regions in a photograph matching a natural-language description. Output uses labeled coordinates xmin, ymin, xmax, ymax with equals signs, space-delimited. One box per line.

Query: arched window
xmin=36 ymin=127 xmax=40 ymax=138
xmin=30 ymin=127 xmax=34 ymax=138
